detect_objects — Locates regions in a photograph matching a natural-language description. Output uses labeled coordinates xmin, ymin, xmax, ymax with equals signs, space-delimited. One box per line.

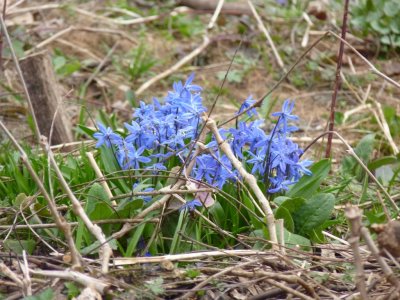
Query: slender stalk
xmin=204 ymin=116 xmax=278 ymax=248
xmin=325 ymin=0 xmax=350 ymax=157
xmin=40 ymin=136 xmax=112 ymax=274
xmin=0 ymin=0 xmax=7 ymax=73
xmin=345 ymin=205 xmax=369 ymax=300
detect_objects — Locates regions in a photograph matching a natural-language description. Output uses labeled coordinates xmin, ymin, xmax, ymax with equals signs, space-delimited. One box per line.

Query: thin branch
xmin=303 ymin=130 xmax=398 ymax=212
xmin=40 ymin=136 xmax=112 ymax=274
xmin=204 ymin=116 xmax=278 ymax=248
xmin=86 ymin=152 xmax=114 ymax=200
xmin=345 ymin=205 xmax=369 ymax=300
xmin=326 ymin=0 xmax=350 ymax=157
xmin=113 ymin=249 xmax=273 ymax=265
xmin=207 ymin=0 xmax=224 ymax=30
xmin=111 ymin=187 xmax=215 ymax=201
xmin=328 ymin=30 xmax=400 ymax=90
xmin=219 ymin=32 xmax=329 ymax=127
xmin=0 ymin=218 xmax=159 ymax=230
xmin=0 ymin=0 xmax=7 ymax=73
xmin=247 ymin=0 xmax=285 ymax=72
xmin=135 ymin=35 xmax=211 ymax=96
xmin=29 ymin=269 xmax=109 ymax=294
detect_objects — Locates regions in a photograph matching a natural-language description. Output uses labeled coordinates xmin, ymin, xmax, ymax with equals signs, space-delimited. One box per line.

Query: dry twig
xmin=135 ymin=35 xmax=211 ymax=96
xmin=204 ymin=116 xmax=278 ymax=248
xmin=345 ymin=205 xmax=369 ymax=300
xmin=28 ymin=269 xmax=109 ymax=294
xmin=247 ymin=0 xmax=285 ymax=72
xmin=326 ymin=0 xmax=350 ymax=158
xmin=40 ymin=136 xmax=112 ymax=274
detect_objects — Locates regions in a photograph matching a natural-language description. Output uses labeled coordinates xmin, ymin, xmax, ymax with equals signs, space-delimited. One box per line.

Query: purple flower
xmin=237 ymin=95 xmax=258 ymax=117
xmin=180 ymin=199 xmax=202 ymax=212
xmin=93 ymin=123 xmax=122 ymax=148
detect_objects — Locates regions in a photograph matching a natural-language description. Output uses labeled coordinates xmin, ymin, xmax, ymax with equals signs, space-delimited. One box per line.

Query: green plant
xmin=116 ymin=42 xmax=157 ymax=83
xmin=351 ymin=0 xmax=400 ymax=48
xmin=52 ymin=49 xmax=81 ymax=76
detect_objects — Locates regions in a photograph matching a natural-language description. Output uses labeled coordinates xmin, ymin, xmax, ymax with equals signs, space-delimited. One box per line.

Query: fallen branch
xmin=29 ymin=269 xmax=109 ymax=294
xmin=113 ymin=249 xmax=273 ymax=265
xmin=178 ymin=0 xmax=251 ymax=15
xmin=40 ymin=136 xmax=112 ymax=274
xmin=0 ymin=218 xmax=160 ymax=230
xmin=203 ymin=116 xmax=278 ymax=248
xmin=135 ymin=35 xmax=211 ymax=96
xmin=247 ymin=0 xmax=285 ymax=72
xmin=345 ymin=205 xmax=369 ymax=300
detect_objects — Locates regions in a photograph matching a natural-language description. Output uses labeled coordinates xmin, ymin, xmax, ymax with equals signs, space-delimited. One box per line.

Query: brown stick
xmin=177 ymin=0 xmax=251 ymax=15
xmin=360 ymin=227 xmax=400 ymax=289
xmin=0 ymin=0 xmax=7 ymax=73
xmin=204 ymin=116 xmax=278 ymax=248
xmin=325 ymin=0 xmax=349 ymax=157
xmin=345 ymin=205 xmax=369 ymax=300
xmin=20 ymin=51 xmax=73 ymax=145
xmin=40 ymin=136 xmax=112 ymax=274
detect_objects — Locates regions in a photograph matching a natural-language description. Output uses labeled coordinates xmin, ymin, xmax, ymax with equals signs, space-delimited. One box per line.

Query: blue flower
xmin=133 ymin=183 xmax=155 ymax=203
xmin=271 ymin=100 xmax=299 ymax=135
xmin=125 ymin=121 xmax=141 ymax=144
xmin=93 ymin=123 xmax=122 ymax=148
xmin=146 ymin=162 xmax=167 ymax=174
xmin=179 ymin=199 xmax=202 ymax=212
xmin=193 ymin=154 xmax=218 ymax=184
xmin=247 ymin=150 xmax=266 ymax=175
xmin=237 ymin=95 xmax=258 ymax=117
xmin=127 ymin=145 xmax=152 ymax=169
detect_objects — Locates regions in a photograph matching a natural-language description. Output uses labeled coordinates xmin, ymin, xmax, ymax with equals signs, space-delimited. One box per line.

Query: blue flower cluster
xmin=93 ymin=74 xmax=312 ymax=199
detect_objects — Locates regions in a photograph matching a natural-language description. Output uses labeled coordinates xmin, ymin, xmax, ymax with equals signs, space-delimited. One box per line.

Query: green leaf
xmin=13 ymin=193 xmax=27 ymax=208
xmin=276 ymin=197 xmax=306 ymax=213
xmin=210 ymin=202 xmax=226 ymax=228
xmin=275 ymin=206 xmax=294 ymax=232
xmin=64 ymin=282 xmax=80 ymax=299
xmin=4 ymin=239 xmax=36 ymax=255
xmin=342 ymin=134 xmax=375 ymax=180
xmin=292 ymin=193 xmax=335 ymax=236
xmin=24 ymin=288 xmax=54 ymax=300
xmin=86 ymin=183 xmax=113 ymax=220
xmin=81 ymin=239 xmax=118 ymax=255
xmin=76 ymin=124 xmax=96 ymax=138
xmin=145 ymin=277 xmax=164 ymax=296
xmin=384 ymin=1 xmax=400 ymax=17
xmin=273 ymin=196 xmax=291 ymax=206
xmin=376 ymin=165 xmax=394 ymax=186
xmin=277 ymin=227 xmax=311 ymax=250
xmin=125 ymin=223 xmax=146 ymax=257
xmin=52 ymin=56 xmax=66 ymax=71
xmin=368 ymin=156 xmax=398 ymax=171
xmin=288 ymin=159 xmax=331 ymax=199
xmin=354 ymin=134 xmax=376 ymax=163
